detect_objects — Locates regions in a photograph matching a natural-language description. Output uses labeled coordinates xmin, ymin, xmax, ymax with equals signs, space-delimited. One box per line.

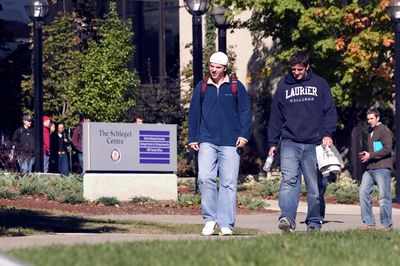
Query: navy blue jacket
xmin=188 ymin=76 xmax=252 ymax=146
xmin=268 ymin=70 xmax=337 ymax=147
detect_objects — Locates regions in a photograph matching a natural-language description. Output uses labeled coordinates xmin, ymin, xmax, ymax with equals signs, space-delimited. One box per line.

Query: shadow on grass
xmin=0 ymin=207 xmax=124 ymax=236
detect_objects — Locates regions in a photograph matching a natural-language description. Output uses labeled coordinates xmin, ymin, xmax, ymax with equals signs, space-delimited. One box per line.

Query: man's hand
xmin=189 ymin=142 xmax=199 ymax=151
xmin=268 ymin=147 xmax=276 ymax=157
xmin=322 ymin=136 xmax=333 ymax=147
xmin=236 ymin=137 xmax=248 ymax=148
xmin=360 ymin=151 xmax=371 ymax=163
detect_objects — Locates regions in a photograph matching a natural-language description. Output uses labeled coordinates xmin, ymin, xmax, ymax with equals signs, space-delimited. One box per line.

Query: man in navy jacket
xmin=267 ymin=51 xmax=337 ymax=232
xmin=188 ymin=52 xmax=252 ymax=236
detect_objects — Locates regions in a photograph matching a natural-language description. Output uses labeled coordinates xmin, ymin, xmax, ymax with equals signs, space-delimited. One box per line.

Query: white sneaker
xmin=201 ymin=221 xmax=217 ymax=236
xmin=219 ymin=227 xmax=233 ymax=236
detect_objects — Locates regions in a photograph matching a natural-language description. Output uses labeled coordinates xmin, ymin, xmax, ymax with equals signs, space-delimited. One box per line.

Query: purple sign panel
xmin=139 ymin=130 xmax=170 ymax=164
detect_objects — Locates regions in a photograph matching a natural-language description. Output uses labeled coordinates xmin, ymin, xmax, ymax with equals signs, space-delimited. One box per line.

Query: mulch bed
xmin=0 ymin=185 xmax=398 ymax=216
xmin=0 ymin=194 xmax=275 ymax=216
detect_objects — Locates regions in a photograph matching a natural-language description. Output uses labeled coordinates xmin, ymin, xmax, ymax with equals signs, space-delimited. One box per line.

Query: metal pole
xmin=33 ymin=20 xmax=44 ymax=172
xmin=192 ymin=15 xmax=203 ymax=87
xmin=159 ymin=0 xmax=166 ymax=87
xmin=192 ymin=14 xmax=203 ymax=193
xmin=395 ymin=21 xmax=400 ymax=202
xmin=218 ymin=28 xmax=227 ymax=54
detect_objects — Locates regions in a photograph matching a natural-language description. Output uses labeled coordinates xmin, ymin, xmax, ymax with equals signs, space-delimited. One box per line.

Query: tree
xmin=215 ymin=1 xmax=395 ymax=170
xmin=20 ymin=2 xmax=140 ymax=126
xmin=217 ymin=0 xmax=393 ymax=108
xmin=68 ymin=2 xmax=139 ymax=123
xmin=28 ymin=14 xmax=81 ymax=126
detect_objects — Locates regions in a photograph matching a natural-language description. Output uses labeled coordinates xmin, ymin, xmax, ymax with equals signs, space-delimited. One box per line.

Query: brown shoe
xmin=374 ymin=226 xmax=394 ymax=232
xmin=358 ymin=224 xmax=375 ymax=230
xmin=359 ymin=224 xmax=394 ymax=231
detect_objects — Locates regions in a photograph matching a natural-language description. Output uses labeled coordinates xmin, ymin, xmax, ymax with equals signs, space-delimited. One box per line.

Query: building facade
xmin=0 ymin=0 xmax=257 ymax=133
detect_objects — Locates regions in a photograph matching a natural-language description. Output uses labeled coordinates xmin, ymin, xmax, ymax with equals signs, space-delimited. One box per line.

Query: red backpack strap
xmin=201 ymin=76 xmax=209 ymax=98
xmin=231 ymin=75 xmax=238 ymax=99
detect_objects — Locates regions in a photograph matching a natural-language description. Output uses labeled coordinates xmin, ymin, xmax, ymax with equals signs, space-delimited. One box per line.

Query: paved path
xmin=1 ymin=200 xmax=399 ymax=251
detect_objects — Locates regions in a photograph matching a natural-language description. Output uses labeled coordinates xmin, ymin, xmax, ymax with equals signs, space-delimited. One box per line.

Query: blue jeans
xmin=197 ymin=142 xmax=240 ymax=229
xmin=78 ymin=152 xmax=83 ymax=173
xmin=43 ymin=155 xmax=50 ymax=173
xmin=360 ymin=169 xmax=393 ymax=228
xmin=279 ymin=139 xmax=322 ymax=229
xmin=19 ymin=157 xmax=35 ymax=173
xmin=58 ymin=154 xmax=69 ymax=176
xmin=296 ymin=171 xmax=327 ymax=220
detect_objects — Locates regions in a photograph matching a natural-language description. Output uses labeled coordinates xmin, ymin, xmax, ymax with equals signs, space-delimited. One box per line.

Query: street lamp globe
xmin=211 ymin=5 xmax=229 ymax=29
xmin=25 ymin=0 xmax=50 ymax=20
xmin=184 ymin=0 xmax=210 ymax=16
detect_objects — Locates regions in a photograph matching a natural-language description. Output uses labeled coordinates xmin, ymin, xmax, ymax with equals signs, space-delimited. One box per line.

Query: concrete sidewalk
xmin=0 ymin=200 xmax=399 ymax=251
xmin=90 ymin=199 xmax=400 ymax=233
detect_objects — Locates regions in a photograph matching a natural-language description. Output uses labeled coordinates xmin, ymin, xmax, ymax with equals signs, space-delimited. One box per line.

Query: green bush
xmin=0 ymin=188 xmax=20 ymax=200
xmin=300 ymin=182 xmax=307 ymax=197
xmin=0 ymin=172 xmax=18 ymax=186
xmin=43 ymin=176 xmax=84 ymax=204
xmin=178 ymin=194 xmax=201 ymax=207
xmin=237 ymin=194 xmax=266 ymax=211
xmin=61 ymin=194 xmax=86 ymax=204
xmin=325 ymin=177 xmax=360 ymax=204
xmin=96 ymin=197 xmax=120 ymax=206
xmin=18 ymin=174 xmax=45 ymax=195
xmin=131 ymin=196 xmax=154 ymax=204
xmin=257 ymin=179 xmax=280 ymax=197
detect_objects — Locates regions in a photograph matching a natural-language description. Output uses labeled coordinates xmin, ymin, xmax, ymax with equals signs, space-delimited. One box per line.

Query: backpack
xmin=200 ymin=75 xmax=238 ymax=103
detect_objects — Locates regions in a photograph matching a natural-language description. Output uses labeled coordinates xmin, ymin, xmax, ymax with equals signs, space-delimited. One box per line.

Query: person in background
xmin=72 ymin=115 xmax=90 ymax=173
xmin=133 ymin=113 xmax=144 ymax=124
xmin=50 ymin=122 xmax=56 ymax=134
xmin=188 ymin=51 xmax=252 ymax=236
xmin=12 ymin=115 xmax=35 ymax=173
xmin=359 ymin=108 xmax=393 ymax=231
xmin=50 ymin=122 xmax=70 ymax=176
xmin=43 ymin=115 xmax=52 ymax=173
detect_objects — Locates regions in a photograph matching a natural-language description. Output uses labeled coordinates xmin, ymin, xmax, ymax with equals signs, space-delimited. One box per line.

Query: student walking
xmin=359 ymin=108 xmax=393 ymax=231
xmin=188 ymin=52 xmax=252 ymax=236
xmin=267 ymin=51 xmax=337 ymax=232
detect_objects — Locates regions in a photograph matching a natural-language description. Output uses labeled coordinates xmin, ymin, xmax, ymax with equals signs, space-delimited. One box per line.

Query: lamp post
xmin=184 ymin=0 xmax=210 ymax=87
xmin=211 ymin=5 xmax=230 ymax=54
xmin=387 ymin=0 xmax=400 ymax=202
xmin=25 ymin=0 xmax=50 ymax=172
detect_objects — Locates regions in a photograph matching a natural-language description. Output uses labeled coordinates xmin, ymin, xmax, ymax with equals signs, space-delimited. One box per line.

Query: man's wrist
xmin=238 ymin=137 xmax=248 ymax=143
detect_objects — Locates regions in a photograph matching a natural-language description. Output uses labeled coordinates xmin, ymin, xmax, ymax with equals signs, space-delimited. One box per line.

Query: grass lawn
xmin=8 ymin=230 xmax=400 ymax=266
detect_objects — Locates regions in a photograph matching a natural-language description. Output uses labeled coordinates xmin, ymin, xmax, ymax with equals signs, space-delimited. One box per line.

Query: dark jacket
xmin=188 ymin=76 xmax=252 ymax=146
xmin=268 ymin=70 xmax=337 ymax=146
xmin=366 ymin=123 xmax=393 ymax=170
xmin=12 ymin=126 xmax=35 ymax=158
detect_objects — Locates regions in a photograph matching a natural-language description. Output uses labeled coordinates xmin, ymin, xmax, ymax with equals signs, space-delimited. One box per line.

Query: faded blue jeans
xmin=58 ymin=154 xmax=69 ymax=176
xmin=19 ymin=156 xmax=35 ymax=173
xmin=360 ymin=169 xmax=393 ymax=228
xmin=279 ymin=139 xmax=322 ymax=229
xmin=43 ymin=155 xmax=49 ymax=173
xmin=197 ymin=142 xmax=240 ymax=229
